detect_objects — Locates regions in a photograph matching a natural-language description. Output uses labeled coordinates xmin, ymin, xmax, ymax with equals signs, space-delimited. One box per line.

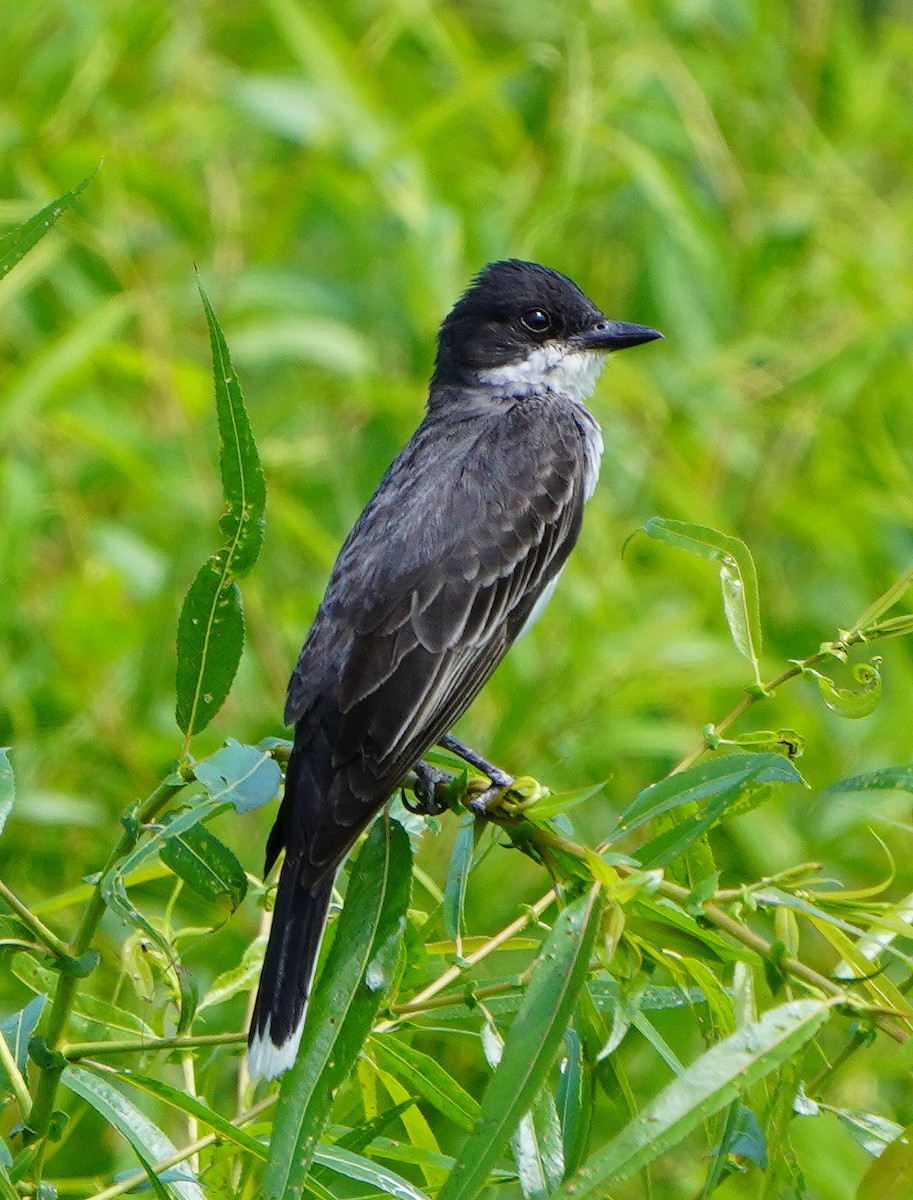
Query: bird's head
xmin=432 ymin=259 xmax=662 ymax=400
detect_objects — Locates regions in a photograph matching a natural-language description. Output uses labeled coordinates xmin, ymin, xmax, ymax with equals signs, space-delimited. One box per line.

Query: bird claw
xmin=402 ymin=761 xmax=455 ymax=815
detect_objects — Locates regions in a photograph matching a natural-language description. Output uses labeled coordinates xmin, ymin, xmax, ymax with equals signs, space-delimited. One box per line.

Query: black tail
xmin=247 ymin=857 xmax=333 ymax=1080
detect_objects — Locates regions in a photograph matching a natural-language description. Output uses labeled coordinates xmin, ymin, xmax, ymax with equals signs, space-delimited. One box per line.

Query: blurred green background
xmin=2 ymin=0 xmax=913 ymax=1193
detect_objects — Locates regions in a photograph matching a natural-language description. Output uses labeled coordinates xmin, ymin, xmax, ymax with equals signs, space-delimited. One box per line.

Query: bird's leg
xmin=437 ymin=733 xmax=514 ymax=815
xmin=401 ymin=760 xmax=455 ymax=816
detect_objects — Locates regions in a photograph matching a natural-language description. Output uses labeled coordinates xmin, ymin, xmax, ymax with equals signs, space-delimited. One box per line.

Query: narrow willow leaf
xmin=857 ymin=1123 xmax=913 ymax=1199
xmin=0 ymin=1156 xmax=17 ymax=1200
xmin=803 ymin=659 xmax=882 ymax=719
xmin=644 ymin=518 xmax=763 ymax=684
xmin=202 ymin=282 xmax=267 ymax=576
xmin=613 ymin=754 xmax=803 ymax=838
xmin=11 ymin=953 xmax=152 ymax=1037
xmin=522 ymin=783 xmax=606 ymax=823
xmin=368 ymin=1036 xmax=480 ymax=1132
xmin=175 ymin=284 xmax=266 ymax=737
xmin=112 ymin=1070 xmax=265 ymax=1160
xmin=62 ymin=1065 xmax=205 ymax=1200
xmin=199 ymin=934 xmax=266 ymax=1012
xmin=0 ymin=750 xmax=13 ymax=839
xmin=0 ymin=169 xmax=96 ymax=282
xmin=437 ymin=886 xmax=603 ymax=1200
xmin=99 ymin=744 xmax=277 ymax=940
xmin=175 ymin=567 xmax=245 ymax=737
xmin=552 ymin=999 xmax=832 ymax=1197
xmin=556 ymin=1029 xmax=590 ymax=1176
xmin=616 ymin=755 xmax=802 ymax=868
xmin=480 ymin=1016 xmax=565 ymax=1200
xmin=442 ymin=816 xmax=475 ymax=945
xmin=0 ymin=995 xmax=45 ymax=1079
xmin=314 ymin=1143 xmax=431 ymax=1200
xmin=831 ymin=1107 xmax=903 ymax=1157
xmin=826 ymin=765 xmax=913 ymax=795
xmin=131 ymin=1145 xmax=172 ymax=1200
xmin=158 ymin=814 xmax=247 ymax=907
xmin=264 ymin=818 xmax=413 ymax=1198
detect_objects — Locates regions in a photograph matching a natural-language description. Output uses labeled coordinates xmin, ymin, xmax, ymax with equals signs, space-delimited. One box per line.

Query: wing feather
xmin=278 ymin=396 xmax=596 ymax=877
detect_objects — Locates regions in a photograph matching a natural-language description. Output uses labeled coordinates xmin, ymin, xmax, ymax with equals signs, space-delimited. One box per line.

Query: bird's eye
xmin=520 ymin=308 xmax=552 ymax=333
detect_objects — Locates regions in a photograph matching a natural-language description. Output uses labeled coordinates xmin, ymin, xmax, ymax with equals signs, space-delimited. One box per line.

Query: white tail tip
xmin=247 ymin=1014 xmax=305 ymax=1080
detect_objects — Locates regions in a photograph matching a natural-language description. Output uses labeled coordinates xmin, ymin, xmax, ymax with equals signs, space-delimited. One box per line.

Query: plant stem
xmin=672 ymin=610 xmax=913 ymax=775
xmin=0 ymin=879 xmax=70 ymax=958
xmin=373 ymin=889 xmax=556 ymax=1033
xmin=26 ymin=773 xmax=189 ymax=1179
xmin=63 ymin=1031 xmax=246 ymax=1060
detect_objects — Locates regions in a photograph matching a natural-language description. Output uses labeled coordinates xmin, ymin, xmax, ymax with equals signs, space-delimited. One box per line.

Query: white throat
xmin=478 ymin=344 xmax=605 ymax=403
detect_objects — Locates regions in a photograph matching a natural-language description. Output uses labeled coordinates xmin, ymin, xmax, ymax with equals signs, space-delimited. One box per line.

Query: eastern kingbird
xmin=248 ymin=259 xmax=661 ymax=1079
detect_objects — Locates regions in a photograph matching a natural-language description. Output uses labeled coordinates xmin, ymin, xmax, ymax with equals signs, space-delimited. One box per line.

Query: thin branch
xmin=373 ymin=888 xmax=556 ymax=1033
xmin=0 ymin=878 xmax=70 ymax=958
xmin=27 ymin=771 xmax=191 ymax=1178
xmin=63 ymin=1031 xmax=247 ymax=1061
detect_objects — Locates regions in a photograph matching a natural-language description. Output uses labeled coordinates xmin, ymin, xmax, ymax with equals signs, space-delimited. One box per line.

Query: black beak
xmin=573 ymin=320 xmax=664 ymax=352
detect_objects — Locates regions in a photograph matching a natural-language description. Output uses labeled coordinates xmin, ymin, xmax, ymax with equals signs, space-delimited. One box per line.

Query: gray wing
xmin=274 ymin=396 xmax=592 ymax=880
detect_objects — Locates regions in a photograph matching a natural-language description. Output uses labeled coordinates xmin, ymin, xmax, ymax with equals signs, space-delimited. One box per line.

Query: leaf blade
xmin=175 ymin=285 xmax=266 ymax=737
xmin=0 ymin=169 xmax=96 ymax=282
xmin=551 ymin=999 xmax=832 ymax=1197
xmin=62 ymin=1064 xmax=205 ymax=1200
xmin=437 ymin=886 xmax=603 ymax=1200
xmin=264 ymin=818 xmax=413 ymax=1197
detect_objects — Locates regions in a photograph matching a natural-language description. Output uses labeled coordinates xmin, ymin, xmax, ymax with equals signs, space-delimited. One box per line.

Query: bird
xmin=247 ymin=259 xmax=662 ymax=1079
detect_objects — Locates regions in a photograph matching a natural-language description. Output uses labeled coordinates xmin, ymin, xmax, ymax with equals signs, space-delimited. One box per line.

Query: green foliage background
xmin=2 ymin=1 xmax=913 ymax=1196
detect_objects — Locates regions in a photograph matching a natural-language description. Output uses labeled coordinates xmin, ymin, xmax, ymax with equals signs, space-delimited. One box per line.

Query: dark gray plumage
xmin=248 ymin=260 xmax=661 ymax=1078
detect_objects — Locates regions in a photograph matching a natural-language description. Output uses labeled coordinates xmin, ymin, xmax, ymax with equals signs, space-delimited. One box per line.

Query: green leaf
xmin=175 ymin=284 xmax=266 ymax=737
xmin=314 ymin=1143 xmax=432 ymax=1200
xmin=481 ymin=1016 xmax=565 ymax=1200
xmin=0 ymin=169 xmax=96 ymax=283
xmin=802 ymin=658 xmax=882 ymax=719
xmin=612 ymin=754 xmax=803 ymax=867
xmin=613 ymin=754 xmax=802 ymax=838
xmin=0 ymin=1152 xmax=18 ymax=1200
xmin=368 ymin=1036 xmax=481 ymax=1132
xmin=437 ymin=886 xmax=603 ymax=1200
xmin=175 ymin=567 xmax=245 ymax=737
xmin=131 ymin=1146 xmax=172 ymax=1200
xmin=550 ymin=999 xmax=832 ymax=1197
xmin=111 ymin=1070 xmax=266 ymax=1160
xmin=831 ymin=1106 xmax=903 ymax=1157
xmin=857 ymin=1122 xmax=913 ymax=1199
xmin=11 ymin=953 xmax=153 ymax=1038
xmin=199 ymin=934 xmax=266 ymax=1013
xmin=826 ymin=766 xmax=913 ymax=795
xmin=442 ymin=816 xmax=475 ymax=946
xmin=521 ymin=783 xmax=606 ymax=823
xmin=61 ymin=1065 xmax=205 ymax=1200
xmin=264 ymin=818 xmax=413 ymax=1197
xmin=98 ymin=748 xmax=275 ymax=952
xmin=158 ymin=813 xmax=247 ymax=907
xmin=0 ymin=750 xmax=13 ymax=839
xmin=193 ymin=739 xmax=282 ymax=812
xmin=0 ymin=995 xmax=46 ymax=1079
xmin=644 ymin=518 xmax=763 ymax=685
xmin=555 ymin=1029 xmax=591 ymax=1176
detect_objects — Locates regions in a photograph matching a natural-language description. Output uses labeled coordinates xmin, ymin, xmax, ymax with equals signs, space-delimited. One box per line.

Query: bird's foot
xmin=402 ymin=760 xmax=456 ymax=816
xmin=438 ymin=733 xmax=515 ymax=815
